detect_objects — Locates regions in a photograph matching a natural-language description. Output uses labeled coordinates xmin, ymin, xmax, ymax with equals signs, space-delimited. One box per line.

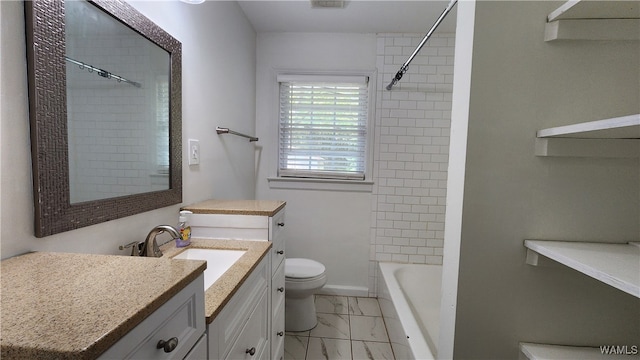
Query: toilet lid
xmin=285 ymin=258 xmax=326 ymax=279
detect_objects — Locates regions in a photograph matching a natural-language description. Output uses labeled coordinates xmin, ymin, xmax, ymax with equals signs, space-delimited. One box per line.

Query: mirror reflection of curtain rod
xmin=216 ymin=127 xmax=259 ymax=142
xmin=65 ymin=56 xmax=142 ymax=88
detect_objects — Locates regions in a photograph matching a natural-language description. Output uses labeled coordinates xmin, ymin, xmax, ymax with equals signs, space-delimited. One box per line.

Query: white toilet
xmin=284 ymin=258 xmax=327 ymax=332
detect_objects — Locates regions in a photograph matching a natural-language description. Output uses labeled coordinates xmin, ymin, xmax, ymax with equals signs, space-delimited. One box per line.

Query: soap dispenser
xmin=176 ymin=210 xmax=192 ymax=247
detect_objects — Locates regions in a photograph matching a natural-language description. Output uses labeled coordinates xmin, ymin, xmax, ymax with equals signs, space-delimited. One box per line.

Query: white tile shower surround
xmin=285 ymin=295 xmax=395 ymax=360
xmin=67 ymin=34 xmax=165 ymax=202
xmin=370 ymin=33 xmax=455 ymax=296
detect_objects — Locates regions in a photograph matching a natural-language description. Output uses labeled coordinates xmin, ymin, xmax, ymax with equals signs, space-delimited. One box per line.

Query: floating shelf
xmin=548 ymin=1 xmax=640 ymax=22
xmin=524 ymin=240 xmax=640 ymax=298
xmin=537 ymin=114 xmax=640 ymax=139
xmin=520 ymin=342 xmax=640 ymax=360
xmin=545 ymin=0 xmax=640 ymax=41
xmin=535 ymin=114 xmax=640 ymax=157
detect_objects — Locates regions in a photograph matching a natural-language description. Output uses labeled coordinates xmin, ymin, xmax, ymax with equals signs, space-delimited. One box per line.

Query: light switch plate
xmin=188 ymin=139 xmax=200 ymax=165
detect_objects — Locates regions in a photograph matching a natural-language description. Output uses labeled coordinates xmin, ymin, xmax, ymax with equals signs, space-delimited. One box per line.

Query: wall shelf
xmin=545 ymin=1 xmax=640 ymax=41
xmin=536 ymin=114 xmax=640 ymax=139
xmin=524 ymin=240 xmax=640 ymax=298
xmin=535 ymin=114 xmax=640 ymax=157
xmin=520 ymin=342 xmax=639 ymax=359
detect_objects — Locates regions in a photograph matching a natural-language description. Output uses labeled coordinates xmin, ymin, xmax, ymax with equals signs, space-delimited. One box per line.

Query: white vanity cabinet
xmin=99 ymin=274 xmax=206 ymax=360
xmin=268 ymin=209 xmax=287 ymax=360
xmin=207 ymin=254 xmax=270 ymax=360
xmin=186 ymin=200 xmax=287 ymax=360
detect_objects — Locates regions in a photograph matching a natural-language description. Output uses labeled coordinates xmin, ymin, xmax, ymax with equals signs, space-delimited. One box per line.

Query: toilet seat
xmin=286 ymin=274 xmax=325 ymax=283
xmin=285 ymin=258 xmax=325 ymax=279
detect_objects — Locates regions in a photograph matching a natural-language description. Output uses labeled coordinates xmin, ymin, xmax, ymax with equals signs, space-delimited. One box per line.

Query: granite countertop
xmin=161 ymin=238 xmax=271 ymax=323
xmin=0 ymin=252 xmax=206 ymax=360
xmin=181 ymin=199 xmax=286 ymax=217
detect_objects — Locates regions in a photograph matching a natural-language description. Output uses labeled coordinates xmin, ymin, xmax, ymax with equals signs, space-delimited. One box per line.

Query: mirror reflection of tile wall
xmin=66 ymin=0 xmax=170 ymax=203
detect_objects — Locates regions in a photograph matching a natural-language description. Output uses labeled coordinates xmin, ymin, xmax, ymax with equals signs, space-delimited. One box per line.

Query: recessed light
xmin=180 ymin=0 xmax=205 ymax=4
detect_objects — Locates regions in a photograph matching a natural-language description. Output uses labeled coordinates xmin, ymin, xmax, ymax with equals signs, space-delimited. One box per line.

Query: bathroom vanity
xmin=0 ymin=252 xmax=207 ymax=359
xmin=0 ymin=239 xmax=273 ymax=360
xmin=161 ymin=238 xmax=272 ymax=360
xmin=181 ymin=200 xmax=287 ymax=360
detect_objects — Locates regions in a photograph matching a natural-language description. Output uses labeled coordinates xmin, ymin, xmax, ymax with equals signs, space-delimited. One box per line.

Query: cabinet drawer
xmin=269 ymin=210 xmax=286 ymax=244
xmin=271 ymin=238 xmax=285 ymax=274
xmin=211 ymin=256 xmax=269 ymax=357
xmin=272 ymin=260 xmax=285 ymax=315
xmin=271 ymin=304 xmax=285 ymax=360
xmin=99 ymin=275 xmax=205 ymax=360
xmin=225 ymin=288 xmax=269 ymax=360
xmin=270 ymin=210 xmax=286 ymax=273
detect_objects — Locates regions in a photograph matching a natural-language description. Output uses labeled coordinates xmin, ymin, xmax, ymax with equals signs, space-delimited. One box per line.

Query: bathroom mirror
xmin=25 ymin=0 xmax=182 ymax=237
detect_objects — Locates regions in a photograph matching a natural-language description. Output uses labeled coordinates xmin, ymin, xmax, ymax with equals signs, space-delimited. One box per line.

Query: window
xmin=155 ymin=75 xmax=169 ymax=174
xmin=278 ymin=74 xmax=370 ymax=181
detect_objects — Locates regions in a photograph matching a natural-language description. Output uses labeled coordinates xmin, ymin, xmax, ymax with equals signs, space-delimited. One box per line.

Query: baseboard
xmin=317 ymin=284 xmax=369 ymax=297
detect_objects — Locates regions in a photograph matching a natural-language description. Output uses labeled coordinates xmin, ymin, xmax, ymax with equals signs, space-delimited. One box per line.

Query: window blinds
xmin=278 ymin=75 xmax=369 ymax=180
xmin=155 ymin=76 xmax=170 ymax=174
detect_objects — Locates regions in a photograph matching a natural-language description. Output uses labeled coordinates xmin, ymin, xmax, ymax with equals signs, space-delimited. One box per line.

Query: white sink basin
xmin=173 ymin=248 xmax=246 ymax=290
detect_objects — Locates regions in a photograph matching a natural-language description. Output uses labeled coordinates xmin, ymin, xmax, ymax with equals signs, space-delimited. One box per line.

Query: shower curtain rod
xmin=65 ymin=56 xmax=142 ymax=88
xmin=386 ymin=0 xmax=458 ymax=91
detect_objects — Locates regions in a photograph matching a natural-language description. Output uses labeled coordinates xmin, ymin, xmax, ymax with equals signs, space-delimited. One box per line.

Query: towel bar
xmin=216 ymin=127 xmax=258 ymax=142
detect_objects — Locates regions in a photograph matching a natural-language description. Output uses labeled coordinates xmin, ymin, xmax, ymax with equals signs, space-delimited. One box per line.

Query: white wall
xmin=452 ymin=1 xmax=640 ymax=358
xmin=254 ymin=33 xmax=377 ymax=294
xmin=0 ymin=1 xmax=256 ymax=258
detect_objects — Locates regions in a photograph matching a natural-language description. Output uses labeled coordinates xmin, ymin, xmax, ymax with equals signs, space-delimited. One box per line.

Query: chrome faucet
xmin=140 ymin=225 xmax=181 ymax=257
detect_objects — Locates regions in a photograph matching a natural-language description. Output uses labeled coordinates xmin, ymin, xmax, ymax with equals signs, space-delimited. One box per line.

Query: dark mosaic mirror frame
xmin=25 ymin=0 xmax=182 ymax=237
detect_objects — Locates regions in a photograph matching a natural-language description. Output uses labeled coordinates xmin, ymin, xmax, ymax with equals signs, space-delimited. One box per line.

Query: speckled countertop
xmin=0 ymin=252 xmax=206 ymax=360
xmin=161 ymin=238 xmax=271 ymax=323
xmin=181 ymin=199 xmax=286 ymax=216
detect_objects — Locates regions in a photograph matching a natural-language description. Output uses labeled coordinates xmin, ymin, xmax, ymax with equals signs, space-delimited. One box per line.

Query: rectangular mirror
xmin=25 ymin=0 xmax=182 ymax=237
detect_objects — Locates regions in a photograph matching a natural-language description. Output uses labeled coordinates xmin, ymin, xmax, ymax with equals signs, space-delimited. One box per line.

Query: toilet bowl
xmin=285 ymin=258 xmax=327 ymax=332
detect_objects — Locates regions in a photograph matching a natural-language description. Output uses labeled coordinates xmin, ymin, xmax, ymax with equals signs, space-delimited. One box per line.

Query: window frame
xmin=269 ymin=70 xmax=376 ymax=192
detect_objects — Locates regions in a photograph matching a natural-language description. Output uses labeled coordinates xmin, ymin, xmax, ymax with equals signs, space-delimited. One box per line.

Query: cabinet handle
xmin=277 ymin=331 xmax=284 ymax=337
xmin=157 ymin=337 xmax=179 ymax=353
xmin=277 ymin=287 xmax=284 ymax=292
xmin=246 ymin=347 xmax=256 ymax=356
xmin=277 ymin=222 xmax=285 ymax=227
xmin=276 ymin=250 xmax=284 ymax=255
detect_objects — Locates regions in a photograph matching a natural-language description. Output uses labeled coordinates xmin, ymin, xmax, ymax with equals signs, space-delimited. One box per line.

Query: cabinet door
xmin=208 ymin=257 xmax=269 ymax=358
xmin=99 ymin=275 xmax=205 ymax=360
xmin=225 ymin=288 xmax=269 ymax=360
xmin=183 ymin=334 xmax=207 ymax=360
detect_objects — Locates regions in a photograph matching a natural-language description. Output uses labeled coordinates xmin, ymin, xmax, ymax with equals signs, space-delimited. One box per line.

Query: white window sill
xmin=267 ymin=177 xmax=373 ymax=192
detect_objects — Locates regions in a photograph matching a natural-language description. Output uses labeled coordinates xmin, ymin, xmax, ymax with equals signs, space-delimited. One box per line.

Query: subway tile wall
xmin=67 ymin=34 xmax=168 ymax=203
xmin=370 ymin=33 xmax=455 ymax=296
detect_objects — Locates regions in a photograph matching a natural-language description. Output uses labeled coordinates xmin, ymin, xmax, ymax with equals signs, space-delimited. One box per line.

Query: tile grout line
xmin=291 ymin=295 xmax=395 ymax=360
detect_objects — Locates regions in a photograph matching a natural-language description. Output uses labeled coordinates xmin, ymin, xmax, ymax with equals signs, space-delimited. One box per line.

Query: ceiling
xmin=236 ymin=1 xmax=457 ymax=34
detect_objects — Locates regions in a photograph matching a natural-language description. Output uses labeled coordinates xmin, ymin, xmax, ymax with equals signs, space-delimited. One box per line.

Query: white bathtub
xmin=377 ymin=262 xmax=442 ymax=360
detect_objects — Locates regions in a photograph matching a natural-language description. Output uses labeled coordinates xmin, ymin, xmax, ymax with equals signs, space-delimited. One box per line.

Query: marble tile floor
xmin=284 ymin=295 xmax=395 ymax=360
